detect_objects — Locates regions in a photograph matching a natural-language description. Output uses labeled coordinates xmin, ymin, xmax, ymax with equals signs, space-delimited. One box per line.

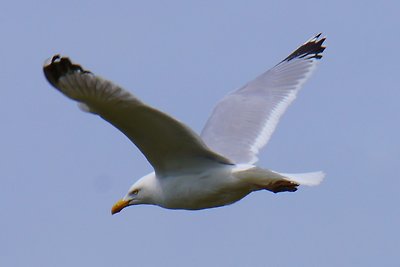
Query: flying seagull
xmin=43 ymin=33 xmax=326 ymax=214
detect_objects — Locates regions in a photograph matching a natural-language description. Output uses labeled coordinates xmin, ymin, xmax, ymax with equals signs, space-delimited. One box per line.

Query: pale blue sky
xmin=1 ymin=1 xmax=399 ymax=266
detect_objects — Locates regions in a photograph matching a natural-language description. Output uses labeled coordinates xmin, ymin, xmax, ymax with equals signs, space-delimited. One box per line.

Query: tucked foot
xmin=266 ymin=180 xmax=299 ymax=193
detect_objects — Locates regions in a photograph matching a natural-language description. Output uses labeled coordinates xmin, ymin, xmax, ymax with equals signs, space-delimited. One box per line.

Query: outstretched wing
xmin=44 ymin=56 xmax=231 ymax=175
xmin=201 ymin=33 xmax=326 ymax=164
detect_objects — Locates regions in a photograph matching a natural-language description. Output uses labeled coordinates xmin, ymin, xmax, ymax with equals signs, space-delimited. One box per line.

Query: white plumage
xmin=43 ymin=33 xmax=326 ymax=213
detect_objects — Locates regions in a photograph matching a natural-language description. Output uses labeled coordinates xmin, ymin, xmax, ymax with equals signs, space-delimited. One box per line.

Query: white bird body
xmin=129 ymin=165 xmax=323 ymax=210
xmin=43 ymin=33 xmax=326 ymax=213
xmin=138 ymin=167 xmax=246 ymax=210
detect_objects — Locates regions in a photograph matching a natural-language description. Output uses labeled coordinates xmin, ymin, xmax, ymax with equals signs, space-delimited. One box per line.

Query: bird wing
xmin=43 ymin=56 xmax=231 ymax=176
xmin=200 ymin=33 xmax=326 ymax=164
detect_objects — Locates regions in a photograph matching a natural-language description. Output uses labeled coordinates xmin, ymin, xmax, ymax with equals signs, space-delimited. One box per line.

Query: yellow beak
xmin=111 ymin=199 xmax=130 ymax=215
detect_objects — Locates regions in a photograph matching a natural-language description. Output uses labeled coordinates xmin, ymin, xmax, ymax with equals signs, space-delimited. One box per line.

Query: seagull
xmin=43 ymin=33 xmax=326 ymax=214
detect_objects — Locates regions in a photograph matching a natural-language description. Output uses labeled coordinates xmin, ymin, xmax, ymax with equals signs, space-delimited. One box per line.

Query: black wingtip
xmin=281 ymin=33 xmax=326 ymax=63
xmin=43 ymin=55 xmax=91 ymax=88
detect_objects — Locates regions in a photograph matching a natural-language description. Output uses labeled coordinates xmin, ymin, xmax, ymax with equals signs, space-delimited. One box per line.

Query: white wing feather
xmin=201 ymin=34 xmax=326 ymax=164
xmin=43 ymin=56 xmax=232 ymax=175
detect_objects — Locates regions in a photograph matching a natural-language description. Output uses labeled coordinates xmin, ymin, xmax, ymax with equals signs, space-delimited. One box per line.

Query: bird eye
xmin=131 ymin=189 xmax=139 ymax=195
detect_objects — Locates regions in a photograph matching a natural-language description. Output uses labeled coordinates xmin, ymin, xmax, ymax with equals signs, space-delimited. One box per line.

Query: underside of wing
xmin=44 ymin=55 xmax=231 ymax=175
xmin=201 ymin=34 xmax=326 ymax=164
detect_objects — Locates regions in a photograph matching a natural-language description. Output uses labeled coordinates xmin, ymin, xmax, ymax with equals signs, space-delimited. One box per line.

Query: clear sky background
xmin=1 ymin=1 xmax=399 ymax=266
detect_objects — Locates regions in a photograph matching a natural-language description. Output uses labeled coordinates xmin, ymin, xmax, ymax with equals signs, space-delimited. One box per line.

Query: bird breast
xmin=155 ymin=166 xmax=251 ymax=210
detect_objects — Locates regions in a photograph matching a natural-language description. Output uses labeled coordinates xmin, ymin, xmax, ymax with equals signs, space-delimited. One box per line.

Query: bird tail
xmin=279 ymin=171 xmax=325 ymax=186
xmin=233 ymin=166 xmax=324 ymax=193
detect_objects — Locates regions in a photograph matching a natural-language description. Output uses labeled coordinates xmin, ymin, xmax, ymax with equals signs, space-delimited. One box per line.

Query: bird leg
xmin=263 ymin=179 xmax=299 ymax=193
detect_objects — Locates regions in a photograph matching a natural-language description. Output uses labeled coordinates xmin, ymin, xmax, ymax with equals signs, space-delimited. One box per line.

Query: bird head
xmin=111 ymin=172 xmax=157 ymax=214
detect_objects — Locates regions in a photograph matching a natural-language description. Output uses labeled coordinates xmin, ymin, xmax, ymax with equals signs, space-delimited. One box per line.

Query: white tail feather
xmin=279 ymin=171 xmax=325 ymax=186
